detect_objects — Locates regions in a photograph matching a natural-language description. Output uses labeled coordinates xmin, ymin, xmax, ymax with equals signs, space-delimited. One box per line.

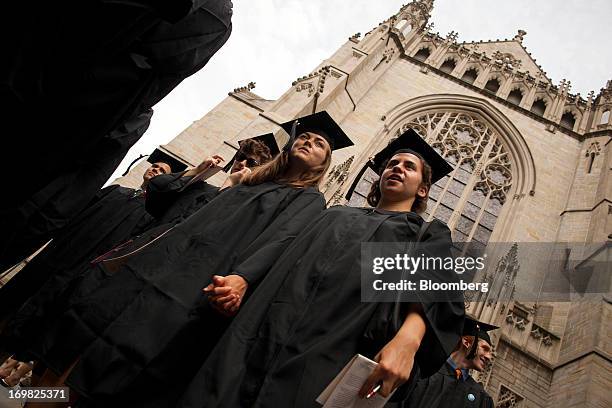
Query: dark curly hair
xmin=239 ymin=138 xmax=273 ymax=165
xmin=366 ymin=149 xmax=432 ymax=214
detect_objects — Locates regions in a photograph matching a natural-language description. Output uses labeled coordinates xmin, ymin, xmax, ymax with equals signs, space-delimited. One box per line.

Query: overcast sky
xmin=108 ymin=0 xmax=612 ymax=182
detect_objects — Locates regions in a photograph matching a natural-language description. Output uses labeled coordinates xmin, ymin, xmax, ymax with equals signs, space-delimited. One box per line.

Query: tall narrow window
xmin=484 ymin=78 xmax=501 ymax=94
xmin=507 ymin=89 xmax=523 ymax=105
xmin=530 ymin=99 xmax=546 ymax=116
xmin=560 ymin=112 xmax=576 ymax=130
xmin=461 ymin=68 xmax=479 ymax=84
xmin=439 ymin=59 xmax=456 ymax=74
xmin=413 ymin=47 xmax=431 ymax=62
xmin=600 ymin=109 xmax=610 ymax=125
xmin=587 ymin=152 xmax=596 ymax=174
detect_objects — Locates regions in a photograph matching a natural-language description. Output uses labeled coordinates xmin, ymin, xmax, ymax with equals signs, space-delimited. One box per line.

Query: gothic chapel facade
xmin=119 ymin=1 xmax=611 ymax=406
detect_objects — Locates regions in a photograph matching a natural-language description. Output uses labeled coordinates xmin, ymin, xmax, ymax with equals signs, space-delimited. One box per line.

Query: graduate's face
xmin=379 ymin=153 xmax=428 ymax=204
xmin=143 ymin=162 xmax=171 ymax=181
xmin=290 ymin=132 xmax=330 ymax=169
xmin=467 ymin=339 xmax=493 ymax=371
xmin=230 ymin=150 xmax=262 ymax=174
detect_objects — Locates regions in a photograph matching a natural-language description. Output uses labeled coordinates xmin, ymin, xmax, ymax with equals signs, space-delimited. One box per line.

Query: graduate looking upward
xmin=182 ymin=129 xmax=464 ymax=408
xmin=403 ymin=318 xmax=497 ymax=408
xmin=21 ymin=111 xmax=353 ymax=408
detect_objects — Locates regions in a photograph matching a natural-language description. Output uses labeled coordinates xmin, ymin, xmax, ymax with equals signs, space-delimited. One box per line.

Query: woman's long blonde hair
xmin=242 ymin=142 xmax=332 ymax=188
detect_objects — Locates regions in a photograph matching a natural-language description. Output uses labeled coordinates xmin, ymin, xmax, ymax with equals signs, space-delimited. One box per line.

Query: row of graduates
xmin=0 ymin=111 xmax=495 ymax=407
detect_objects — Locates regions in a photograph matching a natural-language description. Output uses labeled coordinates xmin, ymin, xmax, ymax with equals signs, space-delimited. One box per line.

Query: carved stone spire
xmin=393 ymin=0 xmax=435 ymax=31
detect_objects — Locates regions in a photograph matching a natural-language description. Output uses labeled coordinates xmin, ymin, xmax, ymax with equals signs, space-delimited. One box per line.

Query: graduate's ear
xmin=416 ymin=183 xmax=429 ymax=199
xmin=461 ymin=336 xmax=473 ymax=350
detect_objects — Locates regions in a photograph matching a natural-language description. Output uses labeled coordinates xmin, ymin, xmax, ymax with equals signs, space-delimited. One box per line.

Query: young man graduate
xmin=403 ymin=317 xmax=497 ymax=408
xmin=180 ymin=129 xmax=464 ymax=408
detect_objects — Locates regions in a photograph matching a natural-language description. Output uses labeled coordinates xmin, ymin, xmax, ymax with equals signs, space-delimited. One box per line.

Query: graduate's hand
xmin=220 ymin=168 xmax=251 ymax=190
xmin=1 ymin=360 xmax=33 ymax=387
xmin=359 ymin=308 xmax=425 ymax=398
xmin=184 ymin=155 xmax=225 ymax=177
xmin=358 ymin=335 xmax=418 ymax=398
xmin=203 ymin=275 xmax=248 ymax=315
xmin=0 ymin=357 xmax=19 ymax=378
xmin=202 ymin=282 xmax=239 ymax=317
xmin=228 ymin=168 xmax=252 ymax=186
xmin=197 ymin=155 xmax=224 ymax=172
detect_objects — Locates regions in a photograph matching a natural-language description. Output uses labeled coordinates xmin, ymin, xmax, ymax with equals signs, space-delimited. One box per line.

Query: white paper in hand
xmin=316 ymin=354 xmax=395 ymax=408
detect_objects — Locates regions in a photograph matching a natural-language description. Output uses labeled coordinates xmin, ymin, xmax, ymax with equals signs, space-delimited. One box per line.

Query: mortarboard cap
xmin=463 ymin=317 xmax=499 ymax=359
xmin=279 ymin=111 xmax=354 ymax=152
xmin=148 ymin=148 xmax=188 ymax=172
xmin=345 ymin=128 xmax=453 ymax=200
xmin=223 ymin=133 xmax=281 ymax=172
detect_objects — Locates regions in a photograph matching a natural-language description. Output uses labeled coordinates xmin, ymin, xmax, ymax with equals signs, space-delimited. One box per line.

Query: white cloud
xmin=109 ymin=0 xmax=611 ymax=182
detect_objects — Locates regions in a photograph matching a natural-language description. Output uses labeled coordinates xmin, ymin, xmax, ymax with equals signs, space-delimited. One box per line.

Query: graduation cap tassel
xmin=283 ymin=119 xmax=300 ymax=153
xmin=223 ymin=158 xmax=235 ymax=173
xmin=466 ymin=324 xmax=480 ymax=360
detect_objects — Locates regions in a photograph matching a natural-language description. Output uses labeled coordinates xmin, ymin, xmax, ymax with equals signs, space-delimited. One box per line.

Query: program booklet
xmin=316 ymin=354 xmax=396 ymax=408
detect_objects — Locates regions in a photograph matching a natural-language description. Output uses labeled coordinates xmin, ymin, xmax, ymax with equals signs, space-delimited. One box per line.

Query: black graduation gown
xmin=402 ymin=363 xmax=494 ymax=408
xmin=72 ymin=173 xmax=221 ymax=269
xmin=28 ymin=182 xmax=325 ymax=407
xmin=178 ymin=207 xmax=465 ymax=408
xmin=0 ymin=184 xmax=155 ymax=355
xmin=2 ymin=1 xmax=233 ymax=211
xmin=0 ymin=109 xmax=153 ymax=274
xmin=145 ymin=172 xmax=220 ymax=226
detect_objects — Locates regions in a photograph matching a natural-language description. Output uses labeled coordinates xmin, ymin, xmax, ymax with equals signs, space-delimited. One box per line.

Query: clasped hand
xmin=202 ymin=274 xmax=248 ymax=317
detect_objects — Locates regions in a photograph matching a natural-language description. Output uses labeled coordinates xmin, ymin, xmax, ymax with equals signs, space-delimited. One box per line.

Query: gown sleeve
xmin=144 ymin=171 xmax=191 ymax=218
xmin=412 ymin=219 xmax=465 ymax=377
xmin=101 ymin=1 xmax=206 ymax=23
xmin=232 ymin=190 xmax=326 ymax=287
xmin=366 ymin=219 xmax=465 ymax=402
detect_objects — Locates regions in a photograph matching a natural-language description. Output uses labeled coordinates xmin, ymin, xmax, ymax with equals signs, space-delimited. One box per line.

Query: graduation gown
xmin=0 ymin=184 xmax=155 ymax=356
xmin=28 ymin=182 xmax=325 ymax=407
xmin=403 ymin=362 xmax=494 ymax=408
xmin=0 ymin=109 xmax=153 ymax=274
xmin=145 ymin=172 xmax=220 ymax=226
xmin=178 ymin=207 xmax=465 ymax=408
xmin=2 ymin=1 xmax=233 ymax=211
xmin=1 ymin=2 xmax=233 ymax=279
